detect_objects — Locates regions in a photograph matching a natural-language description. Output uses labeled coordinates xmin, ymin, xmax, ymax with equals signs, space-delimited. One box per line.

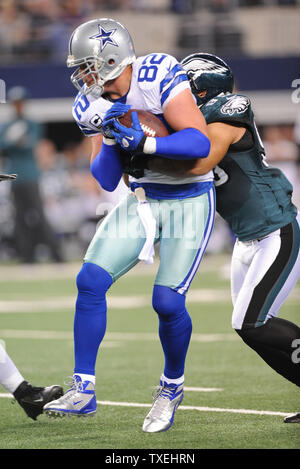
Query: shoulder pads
xmin=202 ymin=93 xmax=252 ymax=127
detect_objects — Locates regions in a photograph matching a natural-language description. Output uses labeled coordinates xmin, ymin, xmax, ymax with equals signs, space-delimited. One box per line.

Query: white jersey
xmin=72 ymin=53 xmax=213 ymax=186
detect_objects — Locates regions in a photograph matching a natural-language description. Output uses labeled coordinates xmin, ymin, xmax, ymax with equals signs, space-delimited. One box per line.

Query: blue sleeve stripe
xmin=161 ymin=70 xmax=187 ymax=96
xmin=73 ymin=92 xmax=82 ymax=106
xmin=83 ymin=130 xmax=98 ymax=135
xmin=79 ymin=127 xmax=98 ymax=136
xmin=160 ymin=73 xmax=188 ymax=106
xmin=77 ymin=122 xmax=99 ymax=134
xmin=77 ymin=122 xmax=93 ymax=131
xmin=159 ymin=64 xmax=185 ymax=94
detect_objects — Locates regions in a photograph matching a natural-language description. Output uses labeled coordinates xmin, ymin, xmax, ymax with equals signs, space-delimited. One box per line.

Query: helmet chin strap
xmin=89 ymin=74 xmax=105 ymax=98
xmin=89 ymin=84 xmax=104 ymax=99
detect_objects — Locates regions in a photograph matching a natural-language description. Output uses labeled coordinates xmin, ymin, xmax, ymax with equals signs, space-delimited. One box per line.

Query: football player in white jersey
xmin=44 ymin=18 xmax=215 ymax=432
xmin=0 ymin=174 xmax=63 ymax=420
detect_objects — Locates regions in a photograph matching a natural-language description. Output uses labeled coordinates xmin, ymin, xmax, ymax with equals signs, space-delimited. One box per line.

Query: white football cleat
xmin=142 ymin=379 xmax=184 ymax=433
xmin=43 ymin=375 xmax=97 ymax=418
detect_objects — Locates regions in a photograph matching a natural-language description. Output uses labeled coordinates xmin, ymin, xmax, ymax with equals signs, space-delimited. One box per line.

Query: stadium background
xmin=0 ymin=0 xmax=300 ymax=450
xmin=0 ymin=0 xmax=300 ymax=261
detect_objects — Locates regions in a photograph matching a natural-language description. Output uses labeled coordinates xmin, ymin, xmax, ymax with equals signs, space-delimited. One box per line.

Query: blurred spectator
xmin=0 ymin=86 xmax=64 ymax=263
xmin=0 ymin=0 xmax=31 ymax=62
xmin=92 ymin=0 xmax=131 ymax=10
xmin=238 ymin=1 xmax=264 ymax=6
xmin=1 ymin=0 xmax=298 ymax=64
xmin=35 ymin=136 xmax=128 ymax=254
xmin=61 ymin=136 xmax=128 ymax=227
xmin=170 ymin=0 xmax=197 ymax=13
xmin=21 ymin=0 xmax=57 ymax=60
xmin=35 ymin=138 xmax=73 ymax=234
xmin=209 ymin=0 xmax=233 ymax=13
xmin=263 ymin=124 xmax=300 ymax=206
xmin=277 ymin=0 xmax=298 ymax=5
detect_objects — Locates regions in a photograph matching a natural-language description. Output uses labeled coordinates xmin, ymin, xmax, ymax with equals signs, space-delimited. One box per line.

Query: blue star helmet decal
xmin=89 ymin=25 xmax=118 ymax=52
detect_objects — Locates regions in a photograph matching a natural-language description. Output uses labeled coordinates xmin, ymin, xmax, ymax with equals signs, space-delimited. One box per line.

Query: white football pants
xmin=231 ymin=212 xmax=300 ymax=330
xmin=0 ymin=342 xmax=24 ymax=393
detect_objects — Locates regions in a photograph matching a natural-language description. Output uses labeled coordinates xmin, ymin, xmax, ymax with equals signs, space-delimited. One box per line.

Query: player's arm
xmin=90 ymin=134 xmax=103 ymax=164
xmin=164 ymin=89 xmax=208 ymax=134
xmin=143 ymin=88 xmax=210 ymax=160
xmin=106 ymin=90 xmax=210 ymax=161
xmin=89 ymin=134 xmax=123 ymax=191
xmin=148 ymin=122 xmax=245 ymax=176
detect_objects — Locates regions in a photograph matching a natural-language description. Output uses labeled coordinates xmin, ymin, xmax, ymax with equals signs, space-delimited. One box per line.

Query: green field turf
xmin=0 ymin=254 xmax=299 ymax=450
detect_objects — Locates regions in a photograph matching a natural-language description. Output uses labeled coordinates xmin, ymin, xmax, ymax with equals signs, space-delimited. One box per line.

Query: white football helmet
xmin=67 ymin=18 xmax=136 ymax=97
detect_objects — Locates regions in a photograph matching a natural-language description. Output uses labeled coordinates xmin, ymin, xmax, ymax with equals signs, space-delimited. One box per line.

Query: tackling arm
xmin=105 ymin=90 xmax=211 ymax=160
xmin=142 ymin=89 xmax=210 ymax=160
xmin=148 ymin=122 xmax=245 ymax=176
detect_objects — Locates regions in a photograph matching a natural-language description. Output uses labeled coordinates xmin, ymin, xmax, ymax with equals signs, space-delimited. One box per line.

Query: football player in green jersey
xmin=148 ymin=53 xmax=300 ymax=423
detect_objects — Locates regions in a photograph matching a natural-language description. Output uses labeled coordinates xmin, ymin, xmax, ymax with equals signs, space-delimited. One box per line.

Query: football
xmin=118 ymin=109 xmax=169 ymax=138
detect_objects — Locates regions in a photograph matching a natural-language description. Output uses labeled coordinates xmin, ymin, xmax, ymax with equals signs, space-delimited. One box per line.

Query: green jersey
xmin=0 ymin=117 xmax=42 ymax=184
xmin=201 ymin=93 xmax=297 ymax=241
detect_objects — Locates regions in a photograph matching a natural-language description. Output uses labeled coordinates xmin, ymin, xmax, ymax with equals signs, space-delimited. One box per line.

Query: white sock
xmin=161 ymin=374 xmax=184 ymax=385
xmin=74 ymin=373 xmax=96 ymax=385
xmin=0 ymin=343 xmax=25 ymax=394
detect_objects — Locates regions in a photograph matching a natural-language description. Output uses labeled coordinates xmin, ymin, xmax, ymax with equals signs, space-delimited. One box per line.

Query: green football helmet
xmin=181 ymin=53 xmax=234 ymax=106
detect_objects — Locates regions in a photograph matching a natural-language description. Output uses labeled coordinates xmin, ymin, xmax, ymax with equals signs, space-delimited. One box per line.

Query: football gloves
xmin=102 ymin=102 xmax=131 ymax=139
xmin=103 ymin=104 xmax=146 ymax=152
xmin=102 ymin=103 xmax=149 ymax=176
xmin=120 ymin=150 xmax=149 ymax=179
xmin=110 ymin=111 xmax=146 ymax=152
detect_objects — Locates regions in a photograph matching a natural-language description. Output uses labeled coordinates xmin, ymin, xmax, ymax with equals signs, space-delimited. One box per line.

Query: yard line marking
xmin=99 ymin=401 xmax=289 ymax=417
xmin=0 ymin=394 xmax=289 ymax=417
xmin=185 ymin=387 xmax=223 ymax=392
xmin=106 ymin=332 xmax=239 ymax=343
xmin=0 ymin=329 xmax=120 ymax=347
xmin=0 ymin=261 xmax=158 ymax=282
xmin=0 ymin=290 xmax=231 ymax=313
xmin=1 ymin=286 xmax=299 ymax=313
xmin=0 ymin=329 xmax=238 ymax=343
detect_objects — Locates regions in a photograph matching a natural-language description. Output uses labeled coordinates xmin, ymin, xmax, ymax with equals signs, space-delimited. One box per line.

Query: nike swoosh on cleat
xmin=73 ymin=400 xmax=83 ymax=405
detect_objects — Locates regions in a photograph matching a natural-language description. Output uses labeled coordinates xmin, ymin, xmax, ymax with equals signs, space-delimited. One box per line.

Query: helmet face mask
xmin=181 ymin=53 xmax=234 ymax=106
xmin=69 ymin=57 xmax=106 ymax=97
xmin=67 ymin=18 xmax=136 ymax=97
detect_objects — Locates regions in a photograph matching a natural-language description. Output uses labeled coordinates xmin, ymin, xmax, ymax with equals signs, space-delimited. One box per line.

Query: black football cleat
xmin=0 ymin=173 xmax=17 ymax=182
xmin=284 ymin=412 xmax=300 ymax=423
xmin=13 ymin=381 xmax=63 ymax=420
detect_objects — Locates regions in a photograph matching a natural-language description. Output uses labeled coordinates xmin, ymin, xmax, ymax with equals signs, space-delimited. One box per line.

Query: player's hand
xmin=102 ymin=103 xmax=131 ymax=139
xmin=110 ymin=111 xmax=146 ymax=152
xmin=120 ymin=152 xmax=148 ymax=179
